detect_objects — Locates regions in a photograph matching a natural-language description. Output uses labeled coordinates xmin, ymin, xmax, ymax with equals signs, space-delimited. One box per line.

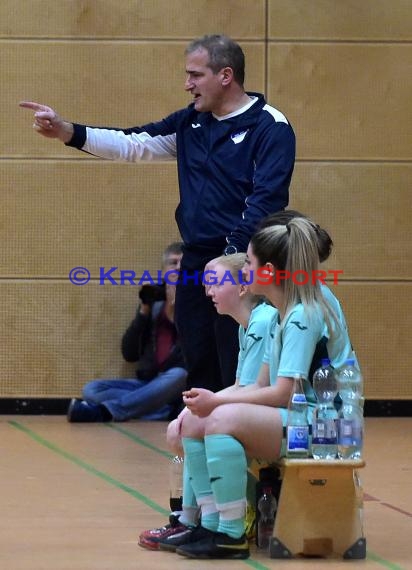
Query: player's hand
xmin=183 ymin=388 xmax=217 ymax=417
xmin=19 ymin=101 xmax=74 ymax=142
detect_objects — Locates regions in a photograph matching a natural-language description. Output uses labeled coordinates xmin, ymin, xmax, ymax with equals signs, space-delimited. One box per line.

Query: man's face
xmin=185 ymin=48 xmax=225 ymax=113
xmin=163 ymin=252 xmax=182 ymax=284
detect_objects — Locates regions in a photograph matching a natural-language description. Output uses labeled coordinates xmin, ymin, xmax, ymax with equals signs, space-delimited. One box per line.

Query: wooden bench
xmin=269 ymin=458 xmax=366 ymax=559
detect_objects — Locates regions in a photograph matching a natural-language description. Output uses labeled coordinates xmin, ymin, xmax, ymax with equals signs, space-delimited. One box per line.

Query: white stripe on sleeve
xmin=83 ymin=128 xmax=177 ymax=162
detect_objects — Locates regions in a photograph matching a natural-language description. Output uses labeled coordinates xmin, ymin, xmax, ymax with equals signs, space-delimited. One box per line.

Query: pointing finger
xmin=19 ymin=101 xmax=51 ymax=112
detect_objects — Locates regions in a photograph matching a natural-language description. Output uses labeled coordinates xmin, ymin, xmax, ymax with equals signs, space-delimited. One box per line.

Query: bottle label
xmin=287 ymin=425 xmax=309 ymax=451
xmin=291 ymin=393 xmax=307 ymax=404
xmin=312 ymin=419 xmax=337 ymax=445
xmin=338 ymin=419 xmax=362 ymax=446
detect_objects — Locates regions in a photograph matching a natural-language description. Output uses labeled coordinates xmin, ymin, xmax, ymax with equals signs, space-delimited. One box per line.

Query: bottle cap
xmin=321 ymin=358 xmax=331 ymax=366
xmin=345 ymin=359 xmax=355 ymax=366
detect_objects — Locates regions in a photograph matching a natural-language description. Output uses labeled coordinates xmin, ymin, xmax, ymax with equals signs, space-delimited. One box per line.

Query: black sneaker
xmin=67 ymin=398 xmax=111 ymax=422
xmin=159 ymin=525 xmax=215 ymax=552
xmin=176 ymin=531 xmax=250 ymax=559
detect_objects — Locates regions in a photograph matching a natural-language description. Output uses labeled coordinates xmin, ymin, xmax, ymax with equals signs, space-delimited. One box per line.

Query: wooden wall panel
xmin=267 ymin=44 xmax=412 ymax=159
xmin=0 ymin=281 xmax=410 ymax=399
xmin=0 ymin=0 xmax=266 ymax=39
xmin=329 ymin=283 xmax=412 ymax=399
xmin=1 ymin=161 xmax=410 ymax=280
xmin=0 ymin=161 xmax=180 ymax=277
xmin=268 ymin=0 xmax=412 ymax=40
xmin=5 ymin=42 xmax=265 ymax=156
xmin=0 ymin=2 xmax=410 ymax=401
xmin=288 ymin=163 xmax=412 ymax=280
xmin=0 ymin=282 xmax=137 ymax=396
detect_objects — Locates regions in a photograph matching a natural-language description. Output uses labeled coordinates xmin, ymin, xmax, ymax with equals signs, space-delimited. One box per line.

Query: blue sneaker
xmin=67 ymin=398 xmax=111 ymax=422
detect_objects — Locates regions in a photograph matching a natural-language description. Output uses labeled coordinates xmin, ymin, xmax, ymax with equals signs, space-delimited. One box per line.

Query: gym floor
xmin=1 ymin=416 xmax=409 ymax=570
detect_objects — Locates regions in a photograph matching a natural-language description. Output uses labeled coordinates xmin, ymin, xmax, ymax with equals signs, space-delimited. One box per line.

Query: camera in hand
xmin=139 ymin=283 xmax=166 ymax=306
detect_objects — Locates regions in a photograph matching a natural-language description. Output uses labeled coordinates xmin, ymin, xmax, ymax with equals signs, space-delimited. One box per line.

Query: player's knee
xmin=205 ymin=404 xmax=238 ymax=435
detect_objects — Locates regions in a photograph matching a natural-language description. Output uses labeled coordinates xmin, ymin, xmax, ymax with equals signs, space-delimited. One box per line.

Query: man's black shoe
xmin=176 ymin=531 xmax=250 ymax=559
xmin=67 ymin=398 xmax=111 ymax=422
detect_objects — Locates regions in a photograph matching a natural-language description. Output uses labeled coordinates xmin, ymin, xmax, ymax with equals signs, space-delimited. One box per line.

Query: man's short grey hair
xmin=185 ymin=34 xmax=245 ymax=86
xmin=162 ymin=241 xmax=183 ymax=264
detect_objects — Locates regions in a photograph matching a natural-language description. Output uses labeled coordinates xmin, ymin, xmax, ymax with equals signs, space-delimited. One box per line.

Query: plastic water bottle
xmin=255 ymin=466 xmax=281 ymax=547
xmin=169 ymin=455 xmax=184 ymax=512
xmin=338 ymin=402 xmax=363 ymax=459
xmin=337 ymin=360 xmax=364 ymax=459
xmin=286 ymin=374 xmax=309 ymax=458
xmin=337 ymin=358 xmax=363 ymax=402
xmin=312 ymin=358 xmax=338 ymax=459
xmin=257 ymin=487 xmax=277 ymax=550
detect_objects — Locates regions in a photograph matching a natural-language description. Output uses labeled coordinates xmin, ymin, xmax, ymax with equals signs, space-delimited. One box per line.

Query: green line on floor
xmin=106 ymin=423 xmax=173 ymax=459
xmin=9 ymin=420 xmax=169 ymax=517
xmin=366 ymin=551 xmax=406 ymax=570
xmin=8 ymin=420 xmax=272 ymax=570
xmin=243 ymin=560 xmax=273 ymax=569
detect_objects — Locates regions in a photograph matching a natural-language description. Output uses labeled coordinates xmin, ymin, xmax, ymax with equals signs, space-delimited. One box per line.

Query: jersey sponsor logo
xmin=290 ymin=321 xmax=308 ymax=331
xmin=231 ymin=129 xmax=248 ymax=144
xmin=248 ymin=333 xmax=263 ymax=342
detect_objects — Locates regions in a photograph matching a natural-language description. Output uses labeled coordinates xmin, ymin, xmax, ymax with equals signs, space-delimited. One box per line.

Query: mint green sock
xmin=182 ymin=437 xmax=219 ymax=532
xmin=205 ymin=434 xmax=247 ymax=538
